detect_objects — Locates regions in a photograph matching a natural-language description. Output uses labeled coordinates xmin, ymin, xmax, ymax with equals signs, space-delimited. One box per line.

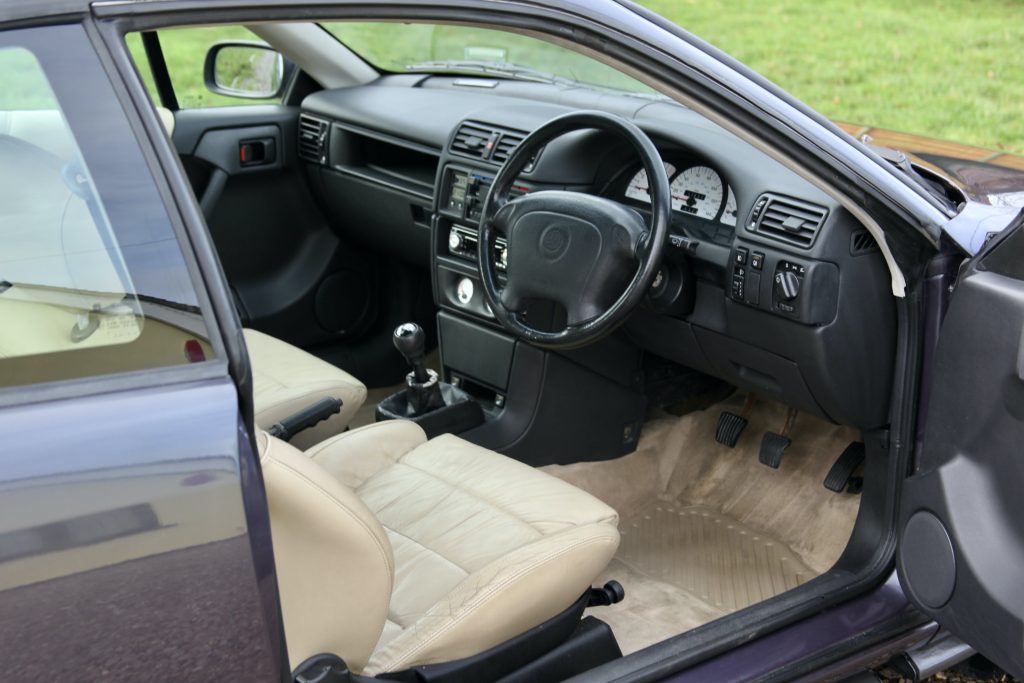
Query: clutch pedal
xmin=715 ymin=394 xmax=757 ymax=447
xmin=758 ymin=406 xmax=798 ymax=469
xmin=824 ymin=442 xmax=866 ymax=492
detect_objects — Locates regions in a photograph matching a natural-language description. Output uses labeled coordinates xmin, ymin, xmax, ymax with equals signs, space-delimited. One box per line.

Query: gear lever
xmin=393 ymin=323 xmax=430 ymax=384
xmin=393 ymin=323 xmax=444 ymax=415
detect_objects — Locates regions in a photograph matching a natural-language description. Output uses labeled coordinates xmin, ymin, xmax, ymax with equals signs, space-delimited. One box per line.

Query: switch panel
xmin=729 ymin=246 xmax=838 ymax=325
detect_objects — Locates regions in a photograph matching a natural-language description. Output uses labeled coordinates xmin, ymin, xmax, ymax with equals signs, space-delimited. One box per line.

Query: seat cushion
xmin=308 ymin=424 xmax=620 ymax=674
xmin=245 ymin=328 xmax=367 ymax=449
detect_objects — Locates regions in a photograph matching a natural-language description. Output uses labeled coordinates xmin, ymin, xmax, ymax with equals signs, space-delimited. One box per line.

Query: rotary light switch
xmin=774 ymin=270 xmax=801 ymax=301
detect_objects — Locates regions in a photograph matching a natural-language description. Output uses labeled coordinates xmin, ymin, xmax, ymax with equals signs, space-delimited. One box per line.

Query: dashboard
xmin=296 ymin=75 xmax=898 ymax=431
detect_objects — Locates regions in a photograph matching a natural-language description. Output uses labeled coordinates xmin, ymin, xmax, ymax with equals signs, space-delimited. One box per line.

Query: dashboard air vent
xmin=749 ymin=194 xmax=828 ymax=248
xmin=450 ymin=122 xmax=538 ymax=171
xmin=490 ymin=132 xmax=524 ymax=164
xmin=450 ymin=122 xmax=497 ymax=160
xmin=298 ymin=114 xmax=329 ymax=164
xmin=850 ymin=229 xmax=879 ymax=255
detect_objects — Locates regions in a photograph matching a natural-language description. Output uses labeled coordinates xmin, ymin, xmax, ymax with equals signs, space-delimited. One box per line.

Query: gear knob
xmin=393 ymin=323 xmax=429 ymax=383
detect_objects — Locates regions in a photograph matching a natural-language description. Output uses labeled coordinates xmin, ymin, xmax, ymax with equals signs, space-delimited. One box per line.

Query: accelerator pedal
xmin=824 ymin=442 xmax=866 ymax=493
xmin=758 ymin=406 xmax=798 ymax=469
xmin=715 ymin=393 xmax=758 ymax=447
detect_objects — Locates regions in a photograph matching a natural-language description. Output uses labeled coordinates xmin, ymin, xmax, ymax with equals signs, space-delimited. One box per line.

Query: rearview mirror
xmin=203 ymin=41 xmax=285 ymax=99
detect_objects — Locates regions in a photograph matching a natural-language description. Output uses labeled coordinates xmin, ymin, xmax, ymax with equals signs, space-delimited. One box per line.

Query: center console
xmin=427 ymin=159 xmax=648 ymax=466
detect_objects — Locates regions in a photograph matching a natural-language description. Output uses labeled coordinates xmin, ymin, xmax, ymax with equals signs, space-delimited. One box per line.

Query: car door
xmin=0 ymin=21 xmax=283 ymax=680
xmin=897 ymin=213 xmax=1024 ymax=678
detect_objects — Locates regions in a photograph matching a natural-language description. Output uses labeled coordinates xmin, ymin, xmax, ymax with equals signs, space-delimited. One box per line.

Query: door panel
xmin=172 ymin=106 xmax=379 ymax=348
xmin=898 ymin=217 xmax=1024 ymax=677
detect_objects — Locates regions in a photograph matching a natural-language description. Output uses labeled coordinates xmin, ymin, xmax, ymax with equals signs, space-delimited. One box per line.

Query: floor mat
xmin=617 ymin=501 xmax=814 ymax=613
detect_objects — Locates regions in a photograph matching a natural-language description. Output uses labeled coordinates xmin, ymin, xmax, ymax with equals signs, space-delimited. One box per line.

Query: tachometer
xmin=671 ymin=165 xmax=724 ymax=219
xmin=624 ymin=163 xmax=676 ymax=204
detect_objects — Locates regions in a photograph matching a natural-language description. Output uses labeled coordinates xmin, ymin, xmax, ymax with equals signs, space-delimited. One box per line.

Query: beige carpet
xmin=543 ymin=393 xmax=863 ymax=653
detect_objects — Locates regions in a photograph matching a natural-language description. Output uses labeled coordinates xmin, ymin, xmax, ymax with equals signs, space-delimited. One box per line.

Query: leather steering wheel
xmin=478 ymin=111 xmax=671 ymax=349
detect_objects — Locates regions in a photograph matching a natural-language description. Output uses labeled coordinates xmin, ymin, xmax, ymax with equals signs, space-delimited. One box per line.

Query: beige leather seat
xmin=258 ymin=421 xmax=620 ymax=675
xmin=245 ymin=328 xmax=367 ymax=449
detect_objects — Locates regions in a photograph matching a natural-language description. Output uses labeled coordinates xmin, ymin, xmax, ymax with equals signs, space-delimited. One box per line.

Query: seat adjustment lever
xmin=587 ymin=580 xmax=625 ymax=607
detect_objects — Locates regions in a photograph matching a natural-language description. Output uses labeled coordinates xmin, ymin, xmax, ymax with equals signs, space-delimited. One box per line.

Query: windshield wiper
xmin=404 ymin=60 xmax=580 ymax=86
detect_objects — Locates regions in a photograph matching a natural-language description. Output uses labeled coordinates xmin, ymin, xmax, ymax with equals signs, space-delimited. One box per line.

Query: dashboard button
xmin=751 ymin=251 xmax=764 ymax=270
xmin=735 ymin=247 xmax=748 ymax=265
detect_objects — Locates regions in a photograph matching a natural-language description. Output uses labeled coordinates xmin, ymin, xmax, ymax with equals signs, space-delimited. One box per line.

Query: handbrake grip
xmin=268 ymin=397 xmax=343 ymax=442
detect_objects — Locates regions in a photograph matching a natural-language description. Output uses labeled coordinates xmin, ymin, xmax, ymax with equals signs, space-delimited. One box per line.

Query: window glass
xmin=322 ymin=22 xmax=653 ymax=94
xmin=0 ymin=43 xmax=212 ymax=388
xmin=127 ymin=27 xmax=281 ymax=108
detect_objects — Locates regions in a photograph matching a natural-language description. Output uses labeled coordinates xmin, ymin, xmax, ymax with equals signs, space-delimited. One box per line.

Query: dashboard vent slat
xmin=490 ymin=132 xmax=524 ymax=164
xmin=298 ymin=114 xmax=329 ymax=165
xmin=748 ymin=193 xmax=828 ymax=248
xmin=450 ymin=122 xmax=496 ymax=160
xmin=449 ymin=122 xmax=538 ymax=171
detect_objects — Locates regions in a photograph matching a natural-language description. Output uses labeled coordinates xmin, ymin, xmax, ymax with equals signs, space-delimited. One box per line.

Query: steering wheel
xmin=478 ymin=111 xmax=671 ymax=349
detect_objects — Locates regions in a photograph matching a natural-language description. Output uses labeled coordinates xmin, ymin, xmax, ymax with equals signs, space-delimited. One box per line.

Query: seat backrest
xmin=257 ymin=431 xmax=394 ymax=672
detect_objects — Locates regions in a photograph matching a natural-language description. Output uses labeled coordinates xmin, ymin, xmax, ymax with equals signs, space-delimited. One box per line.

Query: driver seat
xmin=257 ymin=421 xmax=620 ymax=675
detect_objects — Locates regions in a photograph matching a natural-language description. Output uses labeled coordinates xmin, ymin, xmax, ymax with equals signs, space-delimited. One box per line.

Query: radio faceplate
xmin=448 ymin=225 xmax=507 ymax=271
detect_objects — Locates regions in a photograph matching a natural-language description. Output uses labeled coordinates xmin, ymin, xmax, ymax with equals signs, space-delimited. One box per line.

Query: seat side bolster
xmin=306 ymin=421 xmax=429 ymax=489
xmin=259 ymin=431 xmax=394 ymax=673
xmin=363 ymin=522 xmax=620 ymax=675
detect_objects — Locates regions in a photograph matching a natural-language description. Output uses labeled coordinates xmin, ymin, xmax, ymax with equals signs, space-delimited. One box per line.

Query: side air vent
xmin=298 ymin=114 xmax=329 ymax=164
xmin=748 ymin=193 xmax=828 ymax=249
xmin=850 ymin=229 xmax=879 ymax=255
xmin=450 ymin=122 xmax=497 ymax=160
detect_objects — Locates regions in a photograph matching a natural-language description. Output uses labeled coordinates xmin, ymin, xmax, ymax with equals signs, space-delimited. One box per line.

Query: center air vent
xmin=298 ymin=114 xmax=329 ymax=165
xmin=748 ymin=193 xmax=828 ymax=248
xmin=449 ymin=122 xmax=538 ymax=171
xmin=450 ymin=122 xmax=497 ymax=160
xmin=490 ymin=131 xmax=524 ymax=164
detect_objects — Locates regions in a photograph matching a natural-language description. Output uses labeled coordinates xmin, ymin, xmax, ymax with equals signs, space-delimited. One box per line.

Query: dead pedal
xmin=715 ymin=412 xmax=748 ymax=447
xmin=758 ymin=432 xmax=791 ymax=468
xmin=824 ymin=442 xmax=866 ymax=492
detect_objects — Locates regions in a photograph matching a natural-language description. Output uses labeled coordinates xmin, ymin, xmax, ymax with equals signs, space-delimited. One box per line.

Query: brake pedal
xmin=715 ymin=394 xmax=757 ymax=447
xmin=824 ymin=442 xmax=866 ymax=492
xmin=759 ymin=407 xmax=798 ymax=469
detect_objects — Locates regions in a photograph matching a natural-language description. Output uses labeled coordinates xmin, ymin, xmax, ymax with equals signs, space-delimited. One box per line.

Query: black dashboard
xmin=298 ymin=75 xmax=897 ymax=432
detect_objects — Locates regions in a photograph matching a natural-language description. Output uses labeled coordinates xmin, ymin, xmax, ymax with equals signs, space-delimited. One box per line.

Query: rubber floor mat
xmin=617 ymin=502 xmax=814 ymax=612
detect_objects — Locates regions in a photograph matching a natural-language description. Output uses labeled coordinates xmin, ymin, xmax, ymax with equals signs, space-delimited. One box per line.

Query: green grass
xmin=118 ymin=5 xmax=1022 ymax=154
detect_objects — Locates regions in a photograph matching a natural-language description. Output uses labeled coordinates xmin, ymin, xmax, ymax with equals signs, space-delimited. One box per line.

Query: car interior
xmin=2 ymin=16 xmax=916 ymax=681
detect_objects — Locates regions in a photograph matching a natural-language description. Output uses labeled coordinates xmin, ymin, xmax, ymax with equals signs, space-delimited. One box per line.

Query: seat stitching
xmin=388 ymin=460 xmax=551 ymax=535
xmin=377 ymin=532 xmax=617 ymax=671
xmin=384 ymin=526 xmax=471 ymax=575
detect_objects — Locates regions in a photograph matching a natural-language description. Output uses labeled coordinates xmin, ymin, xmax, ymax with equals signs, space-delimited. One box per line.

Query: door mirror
xmin=203 ymin=41 xmax=285 ymax=99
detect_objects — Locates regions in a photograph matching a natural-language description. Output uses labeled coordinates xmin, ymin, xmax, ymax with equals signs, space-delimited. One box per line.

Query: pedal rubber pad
xmin=824 ymin=442 xmax=866 ymax=492
xmin=715 ymin=411 xmax=748 ymax=447
xmin=758 ymin=432 xmax=791 ymax=468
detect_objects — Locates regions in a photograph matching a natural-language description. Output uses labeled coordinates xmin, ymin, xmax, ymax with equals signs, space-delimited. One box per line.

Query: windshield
xmin=322 ymin=22 xmax=653 ymax=94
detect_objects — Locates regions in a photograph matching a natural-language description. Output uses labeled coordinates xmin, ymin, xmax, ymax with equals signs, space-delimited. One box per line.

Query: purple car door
xmin=0 ymin=23 xmax=282 ymax=681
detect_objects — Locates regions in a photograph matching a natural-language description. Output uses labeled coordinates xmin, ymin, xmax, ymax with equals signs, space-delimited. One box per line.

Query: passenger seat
xmin=245 ymin=328 xmax=367 ymax=449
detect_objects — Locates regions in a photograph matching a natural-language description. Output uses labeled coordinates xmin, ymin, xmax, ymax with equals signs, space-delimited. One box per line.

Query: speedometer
xmin=624 ymin=163 xmax=676 ymax=204
xmin=671 ymin=166 xmax=724 ymax=220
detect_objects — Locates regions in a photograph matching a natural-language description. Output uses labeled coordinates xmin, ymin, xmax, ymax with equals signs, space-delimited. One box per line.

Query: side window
xmin=127 ymin=27 xmax=282 ymax=109
xmin=0 ymin=40 xmax=212 ymax=388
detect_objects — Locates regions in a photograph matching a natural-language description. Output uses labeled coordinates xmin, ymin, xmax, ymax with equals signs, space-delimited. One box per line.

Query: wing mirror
xmin=203 ymin=41 xmax=289 ymax=99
